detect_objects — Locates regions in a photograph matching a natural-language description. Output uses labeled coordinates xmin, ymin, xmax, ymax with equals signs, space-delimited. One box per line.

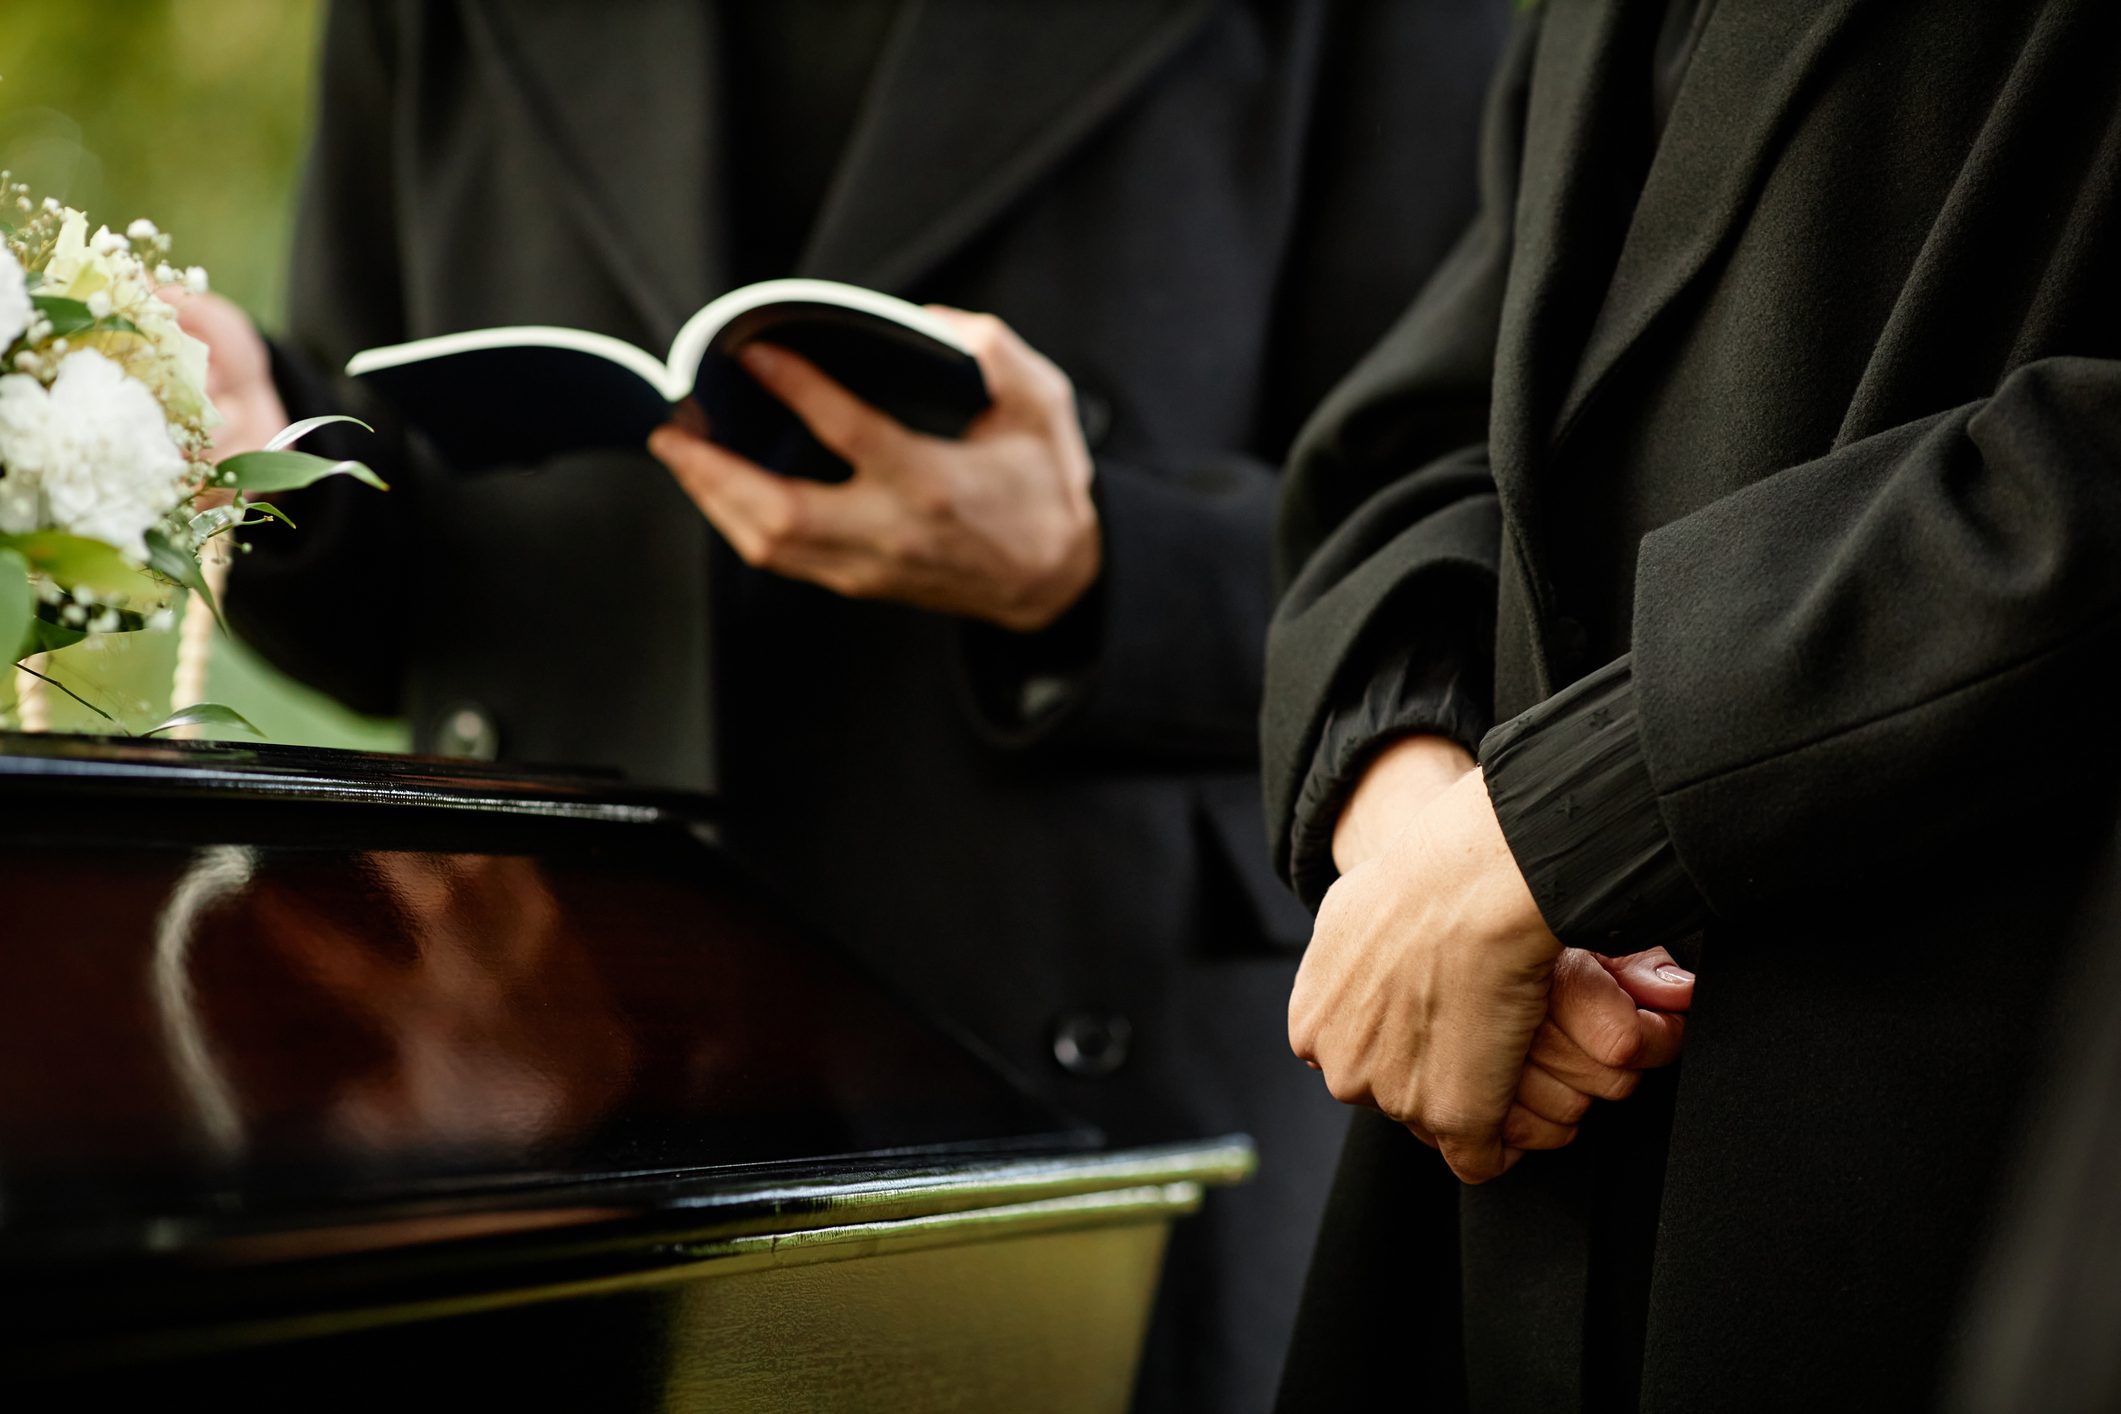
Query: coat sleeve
xmin=223 ymin=0 xmax=418 ymax=718
xmin=1259 ymin=14 xmax=1538 ymax=887
xmin=956 ymin=0 xmax=1511 ymax=764
xmin=1631 ymin=355 xmax=2121 ymax=917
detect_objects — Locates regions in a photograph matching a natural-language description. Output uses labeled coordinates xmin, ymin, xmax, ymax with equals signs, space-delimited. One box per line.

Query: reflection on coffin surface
xmin=0 ymin=736 xmax=1250 ymax=1411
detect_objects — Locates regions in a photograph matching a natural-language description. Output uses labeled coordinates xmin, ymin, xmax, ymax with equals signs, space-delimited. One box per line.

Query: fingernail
xmin=1655 ymin=965 xmax=1694 ymax=984
xmin=739 ymin=343 xmax=781 ymax=377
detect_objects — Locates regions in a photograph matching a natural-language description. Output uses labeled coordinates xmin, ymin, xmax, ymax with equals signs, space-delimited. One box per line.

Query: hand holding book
xmin=347 ymin=279 xmax=991 ymax=479
xmin=647 ymin=307 xmax=1102 ymax=633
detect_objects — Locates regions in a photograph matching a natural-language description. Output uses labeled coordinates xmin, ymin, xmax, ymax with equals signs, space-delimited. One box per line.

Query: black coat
xmin=1946 ymin=816 xmax=2121 ymax=1414
xmin=1263 ymin=1 xmax=2121 ymax=1408
xmin=227 ymin=2 xmax=1504 ymax=1408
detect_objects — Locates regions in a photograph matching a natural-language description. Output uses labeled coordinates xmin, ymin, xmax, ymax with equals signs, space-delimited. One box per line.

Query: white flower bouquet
xmin=0 ymin=173 xmax=381 ymax=736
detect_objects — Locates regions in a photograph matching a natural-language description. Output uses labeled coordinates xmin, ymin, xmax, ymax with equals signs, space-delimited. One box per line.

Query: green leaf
xmin=263 ymin=414 xmax=373 ymax=452
xmin=0 ymin=531 xmax=160 ymax=601
xmin=23 ymin=617 xmax=85 ymax=655
xmin=142 ymin=702 xmax=261 ymax=740
xmin=216 ymin=449 xmax=388 ymax=494
xmin=0 ymin=550 xmax=31 ymax=664
xmin=29 ymin=294 xmax=138 ymax=339
xmin=142 ymin=524 xmax=224 ymax=635
xmin=10 ymin=659 xmax=122 ymax=730
xmin=189 ymin=500 xmax=294 ymax=543
xmin=21 ymin=270 xmax=42 ymax=291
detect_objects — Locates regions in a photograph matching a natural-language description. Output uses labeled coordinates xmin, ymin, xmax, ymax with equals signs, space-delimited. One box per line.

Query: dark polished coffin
xmin=0 ymin=737 xmax=1249 ymax=1411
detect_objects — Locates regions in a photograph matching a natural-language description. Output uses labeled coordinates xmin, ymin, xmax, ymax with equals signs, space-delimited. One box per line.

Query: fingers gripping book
xmin=345 ymin=279 xmax=990 ymax=479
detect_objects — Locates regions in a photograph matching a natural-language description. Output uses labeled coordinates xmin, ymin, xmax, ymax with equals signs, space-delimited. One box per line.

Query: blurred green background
xmin=0 ymin=0 xmax=406 ymax=750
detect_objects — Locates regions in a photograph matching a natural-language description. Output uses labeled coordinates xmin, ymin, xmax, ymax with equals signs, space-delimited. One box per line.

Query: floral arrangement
xmin=0 ymin=172 xmax=380 ymax=736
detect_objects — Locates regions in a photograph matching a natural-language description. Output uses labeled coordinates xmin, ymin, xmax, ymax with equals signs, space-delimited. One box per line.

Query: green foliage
xmin=0 ymin=550 xmax=30 ymax=663
xmin=217 ymin=448 xmax=386 ymax=494
xmin=265 ymin=413 xmax=372 ymax=451
xmin=0 ymin=529 xmax=158 ymax=601
xmin=141 ymin=524 xmax=221 ymax=632
xmin=0 ymin=0 xmax=408 ymax=750
xmin=190 ymin=500 xmax=293 ymax=542
xmin=142 ymin=701 xmax=260 ymax=739
xmin=0 ymin=0 xmax=325 ymax=320
xmin=29 ymin=293 xmax=137 ymax=338
xmin=21 ymin=617 xmax=84 ymax=656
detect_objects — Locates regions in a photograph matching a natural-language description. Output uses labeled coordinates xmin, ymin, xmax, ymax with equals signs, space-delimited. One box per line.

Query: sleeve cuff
xmin=956 ymin=452 xmax=1277 ymax=758
xmin=1286 ymin=638 xmax=1493 ymax=910
xmin=956 ymin=576 xmax=1103 ymax=747
xmin=1479 ymin=653 xmax=1707 ymax=949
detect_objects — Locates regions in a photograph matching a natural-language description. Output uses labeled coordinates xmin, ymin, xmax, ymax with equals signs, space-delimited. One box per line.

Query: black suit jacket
xmin=228 ymin=3 xmax=1504 ymax=1408
xmin=1266 ymin=1 xmax=2121 ymax=1408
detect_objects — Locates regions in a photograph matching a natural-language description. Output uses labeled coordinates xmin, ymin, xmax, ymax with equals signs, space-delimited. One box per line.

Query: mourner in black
xmin=1263 ymin=0 xmax=2121 ymax=1408
xmin=190 ymin=2 xmax=1508 ymax=1407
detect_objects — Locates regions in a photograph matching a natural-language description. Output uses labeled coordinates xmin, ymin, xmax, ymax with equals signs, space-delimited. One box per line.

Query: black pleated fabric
xmin=1480 ymin=653 xmax=1705 ymax=951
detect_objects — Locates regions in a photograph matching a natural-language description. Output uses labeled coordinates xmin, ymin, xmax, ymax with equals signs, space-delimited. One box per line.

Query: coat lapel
xmin=1549 ymin=0 xmax=1872 ymax=443
xmin=1490 ymin=0 xmax=1640 ymax=512
xmin=796 ymin=0 xmax=1216 ymax=293
xmin=458 ymin=0 xmax=723 ymax=345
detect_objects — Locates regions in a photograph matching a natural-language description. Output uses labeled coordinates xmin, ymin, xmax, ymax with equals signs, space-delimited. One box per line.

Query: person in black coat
xmin=1262 ymin=0 xmax=2121 ymax=1408
xmin=182 ymin=2 xmax=1509 ymax=1407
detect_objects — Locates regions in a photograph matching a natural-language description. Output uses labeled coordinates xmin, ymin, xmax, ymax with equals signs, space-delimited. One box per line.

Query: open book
xmin=345 ymin=279 xmax=990 ymax=478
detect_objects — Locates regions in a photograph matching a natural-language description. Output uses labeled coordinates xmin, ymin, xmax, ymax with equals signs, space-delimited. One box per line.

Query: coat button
xmin=1076 ymin=391 xmax=1113 ymax=450
xmin=433 ymin=702 xmax=501 ymax=761
xmin=1052 ymin=1012 xmax=1132 ymax=1078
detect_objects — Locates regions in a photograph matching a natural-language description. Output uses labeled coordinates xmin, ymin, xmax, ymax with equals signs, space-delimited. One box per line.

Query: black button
xmin=1052 ymin=1012 xmax=1132 ymax=1078
xmin=1076 ymin=391 xmax=1113 ymax=450
xmin=433 ymin=702 xmax=501 ymax=761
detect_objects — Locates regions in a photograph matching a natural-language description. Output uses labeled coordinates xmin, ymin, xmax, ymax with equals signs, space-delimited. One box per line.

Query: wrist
xmin=1447 ymin=768 xmax=1555 ymax=955
xmin=1332 ymin=732 xmax=1477 ymax=874
xmin=999 ymin=498 xmax=1101 ymax=632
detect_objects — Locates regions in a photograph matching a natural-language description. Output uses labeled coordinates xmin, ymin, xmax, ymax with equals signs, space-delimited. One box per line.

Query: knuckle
xmin=832 ymin=417 xmax=881 ymax=463
xmin=1441 ymin=1139 xmax=1503 ymax=1186
xmin=1324 ymin=1071 xmax=1368 ymax=1108
xmin=821 ymin=562 xmax=880 ymax=600
xmin=753 ymin=494 xmax=803 ymax=549
xmin=1424 ymin=1102 xmax=1480 ymax=1143
xmin=730 ymin=530 xmax=774 ymax=568
xmin=1588 ymin=1020 xmax=1644 ymax=1070
xmin=903 ymin=472 xmax=961 ymax=524
xmin=1596 ymin=1067 xmax=1640 ymax=1101
xmin=874 ymin=519 xmax=929 ymax=569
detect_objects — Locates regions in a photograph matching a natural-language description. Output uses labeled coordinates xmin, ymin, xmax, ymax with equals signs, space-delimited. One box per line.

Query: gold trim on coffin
xmin=39 ymin=1138 xmax=1254 ymax=1371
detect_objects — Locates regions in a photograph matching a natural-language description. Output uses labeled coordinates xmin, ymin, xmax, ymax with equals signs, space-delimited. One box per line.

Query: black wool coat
xmin=226 ymin=3 xmax=1505 ymax=1409
xmin=1264 ymin=1 xmax=2121 ymax=1409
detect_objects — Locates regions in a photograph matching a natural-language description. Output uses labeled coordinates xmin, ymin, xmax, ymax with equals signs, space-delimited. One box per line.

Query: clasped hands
xmin=1294 ymin=735 xmax=1692 ymax=1184
xmin=648 ymin=307 xmax=1101 ymax=631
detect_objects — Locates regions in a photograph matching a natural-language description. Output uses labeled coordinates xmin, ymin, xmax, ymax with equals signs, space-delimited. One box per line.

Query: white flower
xmin=86 ymin=291 xmax=112 ymax=320
xmin=126 ymin=218 xmax=158 ymax=242
xmin=42 ymin=208 xmax=220 ymax=430
xmin=0 ymin=247 xmax=29 ymax=350
xmin=183 ymin=267 xmax=209 ymax=295
xmin=46 ymin=209 xmax=121 ymax=302
xmin=0 ymin=348 xmax=189 ymax=559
